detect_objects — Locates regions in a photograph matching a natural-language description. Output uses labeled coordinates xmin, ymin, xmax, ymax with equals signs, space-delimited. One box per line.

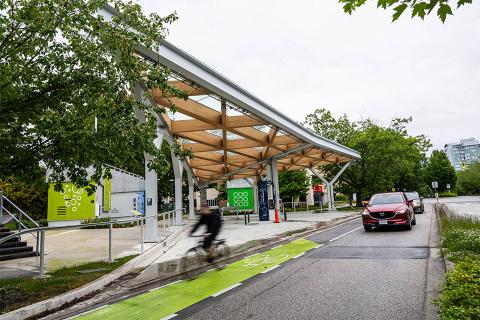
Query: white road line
xmin=301 ymin=217 xmax=361 ymax=238
xmin=328 ymin=227 xmax=362 ymax=242
xmin=270 ymin=245 xmax=283 ymax=249
xmin=149 ymin=280 xmax=183 ymax=292
xmin=160 ymin=314 xmax=178 ymax=320
xmin=313 ymin=244 xmax=324 ymax=249
xmin=244 ymin=252 xmax=260 ymax=258
xmin=211 ymin=283 xmax=242 ymax=297
xmin=292 ymin=252 xmax=305 ymax=259
xmin=261 ymin=265 xmax=280 ymax=274
xmin=66 ymin=305 xmax=109 ymax=319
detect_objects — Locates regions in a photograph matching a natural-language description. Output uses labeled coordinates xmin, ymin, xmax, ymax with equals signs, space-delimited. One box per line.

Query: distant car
xmin=362 ymin=192 xmax=416 ymax=232
xmin=404 ymin=191 xmax=424 ymax=214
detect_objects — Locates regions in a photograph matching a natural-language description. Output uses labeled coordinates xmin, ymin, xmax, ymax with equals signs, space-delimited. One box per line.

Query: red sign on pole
xmin=312 ymin=185 xmax=323 ymax=193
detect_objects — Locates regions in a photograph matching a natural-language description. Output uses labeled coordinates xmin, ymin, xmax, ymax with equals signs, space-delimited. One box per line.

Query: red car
xmin=362 ymin=192 xmax=416 ymax=232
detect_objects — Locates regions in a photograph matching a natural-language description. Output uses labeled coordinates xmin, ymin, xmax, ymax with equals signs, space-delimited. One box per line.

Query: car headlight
xmin=413 ymin=200 xmax=420 ymax=206
xmin=396 ymin=209 xmax=407 ymax=214
xmin=362 ymin=210 xmax=370 ymax=215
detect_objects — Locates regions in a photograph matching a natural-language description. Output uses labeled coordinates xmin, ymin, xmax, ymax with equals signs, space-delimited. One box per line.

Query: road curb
xmin=0 ymin=225 xmax=190 ymax=320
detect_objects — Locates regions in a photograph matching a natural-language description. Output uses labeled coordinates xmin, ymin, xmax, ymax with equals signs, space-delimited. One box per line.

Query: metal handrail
xmin=2 ymin=207 xmax=30 ymax=231
xmin=0 ymin=208 xmax=186 ymax=277
xmin=2 ymin=195 xmax=39 ymax=227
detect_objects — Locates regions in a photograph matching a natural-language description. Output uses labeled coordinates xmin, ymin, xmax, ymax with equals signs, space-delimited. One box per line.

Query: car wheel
xmin=405 ymin=219 xmax=412 ymax=230
xmin=364 ymin=225 xmax=372 ymax=232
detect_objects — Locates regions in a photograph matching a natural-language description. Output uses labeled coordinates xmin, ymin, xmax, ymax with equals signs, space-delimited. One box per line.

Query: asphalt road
xmin=177 ymin=204 xmax=443 ymax=320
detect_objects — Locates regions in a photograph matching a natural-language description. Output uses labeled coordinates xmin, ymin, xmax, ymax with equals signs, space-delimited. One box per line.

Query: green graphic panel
xmin=103 ymin=178 xmax=111 ymax=211
xmin=228 ymin=187 xmax=253 ymax=210
xmin=79 ymin=239 xmax=319 ymax=320
xmin=47 ymin=183 xmax=95 ymax=221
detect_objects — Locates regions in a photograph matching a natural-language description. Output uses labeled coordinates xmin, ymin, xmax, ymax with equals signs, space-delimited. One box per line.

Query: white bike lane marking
xmin=328 ymin=226 xmax=362 ymax=242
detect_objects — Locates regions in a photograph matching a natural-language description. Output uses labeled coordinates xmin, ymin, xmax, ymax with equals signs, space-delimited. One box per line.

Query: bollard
xmin=39 ymin=230 xmax=45 ymax=277
xmin=108 ymin=224 xmax=113 ymax=262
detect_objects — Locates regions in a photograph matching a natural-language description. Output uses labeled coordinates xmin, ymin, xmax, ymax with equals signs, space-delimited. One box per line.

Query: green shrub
xmin=335 ymin=194 xmax=349 ymax=202
xmin=0 ymin=177 xmax=47 ymax=221
xmin=435 ymin=258 xmax=480 ymax=320
xmin=81 ymin=217 xmax=136 ymax=229
xmin=439 ymin=192 xmax=458 ymax=198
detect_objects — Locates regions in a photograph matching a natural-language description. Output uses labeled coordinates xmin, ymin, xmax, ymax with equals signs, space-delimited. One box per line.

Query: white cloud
xmin=138 ymin=0 xmax=480 ymax=150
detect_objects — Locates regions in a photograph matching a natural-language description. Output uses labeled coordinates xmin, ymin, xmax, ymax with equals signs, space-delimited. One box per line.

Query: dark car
xmin=404 ymin=191 xmax=424 ymax=214
xmin=362 ymin=192 xmax=416 ymax=232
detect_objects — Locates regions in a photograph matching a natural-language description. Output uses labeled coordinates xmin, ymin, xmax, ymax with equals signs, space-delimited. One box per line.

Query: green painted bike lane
xmin=77 ymin=239 xmax=319 ymax=320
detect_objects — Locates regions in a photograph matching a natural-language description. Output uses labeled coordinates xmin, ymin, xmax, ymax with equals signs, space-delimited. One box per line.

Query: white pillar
xmin=266 ymin=163 xmax=273 ymax=199
xmin=271 ymin=159 xmax=280 ymax=211
xmin=144 ymin=130 xmax=163 ymax=242
xmin=188 ymin=178 xmax=195 ymax=219
xmin=253 ymin=185 xmax=259 ymax=213
xmin=134 ymin=83 xmax=164 ymax=242
xmin=171 ymin=150 xmax=184 ymax=226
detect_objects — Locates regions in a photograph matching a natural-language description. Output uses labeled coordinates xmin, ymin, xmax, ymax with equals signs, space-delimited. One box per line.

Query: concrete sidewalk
xmin=0 ymin=211 xmax=360 ymax=280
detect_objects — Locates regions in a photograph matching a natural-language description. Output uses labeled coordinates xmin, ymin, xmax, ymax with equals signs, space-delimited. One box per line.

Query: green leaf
xmin=412 ymin=2 xmax=428 ymax=19
xmin=392 ymin=3 xmax=408 ymax=21
xmin=457 ymin=0 xmax=473 ymax=8
xmin=437 ymin=3 xmax=453 ymax=23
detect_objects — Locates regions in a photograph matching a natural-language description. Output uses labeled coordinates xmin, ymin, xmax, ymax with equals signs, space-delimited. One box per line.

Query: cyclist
xmin=190 ymin=204 xmax=223 ymax=263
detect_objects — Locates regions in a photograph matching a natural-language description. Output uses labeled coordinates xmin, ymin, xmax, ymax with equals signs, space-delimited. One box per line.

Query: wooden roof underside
xmin=151 ymin=81 xmax=352 ymax=183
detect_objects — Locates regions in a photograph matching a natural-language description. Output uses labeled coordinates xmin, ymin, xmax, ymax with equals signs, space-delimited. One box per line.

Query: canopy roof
xmin=101 ymin=6 xmax=361 ymax=184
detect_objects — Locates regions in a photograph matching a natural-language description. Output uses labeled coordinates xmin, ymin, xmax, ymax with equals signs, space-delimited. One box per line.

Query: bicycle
xmin=179 ymin=234 xmax=231 ymax=278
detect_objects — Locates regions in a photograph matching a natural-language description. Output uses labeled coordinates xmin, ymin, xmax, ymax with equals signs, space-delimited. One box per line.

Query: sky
xmin=137 ymin=0 xmax=480 ymax=151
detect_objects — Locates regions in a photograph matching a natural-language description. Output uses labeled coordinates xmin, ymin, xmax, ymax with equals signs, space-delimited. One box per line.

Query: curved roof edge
xmin=100 ymin=5 xmax=361 ymax=161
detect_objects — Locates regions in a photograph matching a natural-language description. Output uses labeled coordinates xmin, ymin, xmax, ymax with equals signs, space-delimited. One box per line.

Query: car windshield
xmin=369 ymin=194 xmax=404 ymax=205
xmin=404 ymin=192 xmax=419 ymax=200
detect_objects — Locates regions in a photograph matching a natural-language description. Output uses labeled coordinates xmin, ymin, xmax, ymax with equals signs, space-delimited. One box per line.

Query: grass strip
xmin=0 ymin=255 xmax=136 ymax=314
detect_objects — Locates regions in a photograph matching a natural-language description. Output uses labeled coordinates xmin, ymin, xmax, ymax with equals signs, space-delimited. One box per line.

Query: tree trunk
xmin=355 ymin=191 xmax=363 ymax=207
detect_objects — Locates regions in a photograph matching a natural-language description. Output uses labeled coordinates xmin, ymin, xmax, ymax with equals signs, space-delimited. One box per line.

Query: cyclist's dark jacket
xmin=190 ymin=210 xmax=222 ymax=249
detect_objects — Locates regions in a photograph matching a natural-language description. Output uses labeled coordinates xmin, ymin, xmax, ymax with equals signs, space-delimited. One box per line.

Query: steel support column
xmin=186 ymin=169 xmax=195 ymax=219
xmin=309 ymin=161 xmax=352 ymax=211
xmin=134 ymin=83 xmax=163 ymax=242
xmin=271 ymin=159 xmax=280 ymax=212
xmin=243 ymin=178 xmax=258 ymax=214
xmin=171 ymin=150 xmax=184 ymax=226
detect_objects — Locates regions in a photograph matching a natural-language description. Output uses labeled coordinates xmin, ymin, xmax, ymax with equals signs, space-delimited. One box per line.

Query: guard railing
xmin=0 ymin=208 xmax=185 ymax=277
xmin=0 ymin=193 xmax=41 ymax=253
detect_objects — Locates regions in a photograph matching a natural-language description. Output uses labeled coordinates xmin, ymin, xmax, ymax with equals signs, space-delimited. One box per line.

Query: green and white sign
xmin=228 ymin=188 xmax=254 ymax=210
xmin=47 ymin=182 xmax=95 ymax=221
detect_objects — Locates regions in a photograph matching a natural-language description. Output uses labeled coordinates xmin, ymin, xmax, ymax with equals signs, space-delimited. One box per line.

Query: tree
xmin=304 ymin=109 xmax=431 ymax=206
xmin=0 ymin=0 xmax=188 ymax=193
xmin=278 ymin=170 xmax=310 ymax=201
xmin=339 ymin=0 xmax=472 ymax=23
xmin=456 ymin=163 xmax=480 ymax=195
xmin=424 ymin=150 xmax=457 ymax=192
